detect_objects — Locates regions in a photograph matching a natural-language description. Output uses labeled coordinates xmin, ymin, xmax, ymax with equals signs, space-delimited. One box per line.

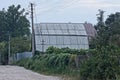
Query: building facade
xmin=34 ymin=23 xmax=95 ymax=52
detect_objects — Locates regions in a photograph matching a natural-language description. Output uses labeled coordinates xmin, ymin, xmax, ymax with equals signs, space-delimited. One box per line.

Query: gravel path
xmin=0 ymin=65 xmax=62 ymax=80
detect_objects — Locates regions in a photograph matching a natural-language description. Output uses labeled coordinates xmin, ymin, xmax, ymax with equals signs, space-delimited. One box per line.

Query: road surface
xmin=0 ymin=65 xmax=62 ymax=80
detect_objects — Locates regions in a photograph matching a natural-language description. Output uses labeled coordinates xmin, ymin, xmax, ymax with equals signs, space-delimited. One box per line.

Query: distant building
xmin=84 ymin=22 xmax=97 ymax=41
xmin=34 ymin=23 xmax=96 ymax=52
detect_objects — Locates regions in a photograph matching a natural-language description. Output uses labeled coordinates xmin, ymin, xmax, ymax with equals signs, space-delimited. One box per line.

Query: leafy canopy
xmin=0 ymin=5 xmax=30 ymax=42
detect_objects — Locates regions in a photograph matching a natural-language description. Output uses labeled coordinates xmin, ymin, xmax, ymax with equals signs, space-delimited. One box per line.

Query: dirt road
xmin=0 ymin=66 xmax=62 ymax=80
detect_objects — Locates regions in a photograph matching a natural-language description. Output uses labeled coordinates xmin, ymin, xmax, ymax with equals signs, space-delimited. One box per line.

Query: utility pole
xmin=41 ymin=39 xmax=45 ymax=53
xmin=30 ymin=3 xmax=36 ymax=55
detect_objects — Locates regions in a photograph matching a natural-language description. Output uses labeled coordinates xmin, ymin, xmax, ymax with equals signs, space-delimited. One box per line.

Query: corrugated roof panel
xmin=46 ymin=24 xmax=55 ymax=30
xmin=77 ymin=24 xmax=85 ymax=30
xmin=54 ymin=24 xmax=61 ymax=30
xmin=60 ymin=24 xmax=68 ymax=30
xmin=67 ymin=24 xmax=75 ymax=30
xmin=41 ymin=30 xmax=48 ymax=34
xmin=69 ymin=30 xmax=76 ymax=35
xmin=34 ymin=23 xmax=88 ymax=36
xmin=55 ymin=30 xmax=63 ymax=34
xmin=47 ymin=30 xmax=56 ymax=34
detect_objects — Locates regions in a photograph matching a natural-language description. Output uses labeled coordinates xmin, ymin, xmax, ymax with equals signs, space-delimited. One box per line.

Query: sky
xmin=0 ymin=0 xmax=120 ymax=25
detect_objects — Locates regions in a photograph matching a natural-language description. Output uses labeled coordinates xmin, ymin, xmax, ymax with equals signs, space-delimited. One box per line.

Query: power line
xmin=33 ymin=0 xmax=80 ymax=15
xmin=60 ymin=0 xmax=80 ymax=9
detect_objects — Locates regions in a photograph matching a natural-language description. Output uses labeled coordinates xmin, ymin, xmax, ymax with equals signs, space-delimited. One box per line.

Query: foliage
xmin=83 ymin=11 xmax=120 ymax=80
xmin=0 ymin=5 xmax=30 ymax=42
xmin=14 ymin=46 xmax=96 ymax=80
xmin=109 ymin=34 xmax=120 ymax=47
xmin=0 ymin=37 xmax=31 ymax=64
xmin=80 ymin=45 xmax=120 ymax=80
xmin=10 ymin=37 xmax=31 ymax=54
xmin=15 ymin=46 xmax=120 ymax=80
xmin=92 ymin=12 xmax=120 ymax=48
xmin=46 ymin=46 xmax=92 ymax=55
xmin=46 ymin=46 xmax=61 ymax=54
xmin=0 ymin=42 xmax=8 ymax=64
xmin=15 ymin=53 xmax=77 ymax=74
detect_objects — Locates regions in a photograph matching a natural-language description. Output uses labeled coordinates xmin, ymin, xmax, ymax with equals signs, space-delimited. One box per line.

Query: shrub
xmin=80 ymin=46 xmax=120 ymax=80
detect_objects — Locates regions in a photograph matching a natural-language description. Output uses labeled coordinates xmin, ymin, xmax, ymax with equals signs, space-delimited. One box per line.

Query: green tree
xmin=0 ymin=5 xmax=30 ymax=42
xmin=0 ymin=9 xmax=8 ymax=41
xmin=83 ymin=11 xmax=120 ymax=80
xmin=93 ymin=10 xmax=110 ymax=47
xmin=105 ymin=12 xmax=120 ymax=47
xmin=0 ymin=42 xmax=8 ymax=64
xmin=0 ymin=36 xmax=31 ymax=64
xmin=80 ymin=46 xmax=120 ymax=80
xmin=92 ymin=11 xmax=120 ymax=48
xmin=10 ymin=37 xmax=31 ymax=54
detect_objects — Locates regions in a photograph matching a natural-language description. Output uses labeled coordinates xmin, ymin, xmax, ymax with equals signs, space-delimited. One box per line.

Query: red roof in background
xmin=84 ymin=23 xmax=97 ymax=38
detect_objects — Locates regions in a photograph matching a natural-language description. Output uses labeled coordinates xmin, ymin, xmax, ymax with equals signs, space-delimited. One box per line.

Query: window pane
xmin=36 ymin=45 xmax=42 ymax=51
xmin=35 ymin=36 xmax=42 ymax=45
xmin=49 ymin=36 xmax=56 ymax=44
xmin=56 ymin=36 xmax=64 ymax=45
xmin=70 ymin=36 xmax=78 ymax=45
xmin=64 ymin=36 xmax=71 ymax=45
xmin=42 ymin=36 xmax=50 ymax=45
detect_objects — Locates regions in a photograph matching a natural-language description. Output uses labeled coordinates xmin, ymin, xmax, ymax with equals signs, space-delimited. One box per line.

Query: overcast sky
xmin=0 ymin=0 xmax=120 ymax=24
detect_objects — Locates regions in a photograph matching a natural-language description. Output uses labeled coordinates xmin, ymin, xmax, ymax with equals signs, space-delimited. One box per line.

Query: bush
xmin=80 ymin=46 xmax=120 ymax=80
xmin=46 ymin=46 xmax=95 ymax=55
xmin=14 ymin=47 xmax=97 ymax=79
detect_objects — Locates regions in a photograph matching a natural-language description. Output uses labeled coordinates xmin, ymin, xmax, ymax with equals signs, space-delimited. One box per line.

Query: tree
xmin=82 ymin=11 xmax=120 ymax=80
xmin=105 ymin=12 xmax=120 ymax=47
xmin=0 ymin=42 xmax=8 ymax=64
xmin=92 ymin=11 xmax=120 ymax=48
xmin=0 ymin=36 xmax=31 ymax=64
xmin=92 ymin=10 xmax=109 ymax=47
xmin=80 ymin=46 xmax=120 ymax=80
xmin=0 ymin=9 xmax=8 ymax=41
xmin=10 ymin=37 xmax=31 ymax=54
xmin=0 ymin=5 xmax=30 ymax=42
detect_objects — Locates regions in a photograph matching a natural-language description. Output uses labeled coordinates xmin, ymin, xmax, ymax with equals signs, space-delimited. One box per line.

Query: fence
xmin=13 ymin=52 xmax=33 ymax=61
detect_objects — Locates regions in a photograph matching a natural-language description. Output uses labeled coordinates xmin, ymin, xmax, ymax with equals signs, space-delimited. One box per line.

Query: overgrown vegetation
xmin=81 ymin=10 xmax=120 ymax=80
xmin=0 ymin=42 xmax=8 ymax=64
xmin=0 ymin=5 xmax=31 ymax=64
xmin=15 ymin=47 xmax=95 ymax=79
xmin=15 ymin=46 xmax=120 ymax=80
xmin=0 ymin=37 xmax=31 ymax=64
xmin=80 ymin=45 xmax=120 ymax=80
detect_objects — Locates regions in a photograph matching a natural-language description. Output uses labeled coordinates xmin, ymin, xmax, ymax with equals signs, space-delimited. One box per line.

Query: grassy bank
xmin=14 ymin=47 xmax=92 ymax=79
xmin=14 ymin=54 xmax=81 ymax=79
xmin=14 ymin=46 xmax=120 ymax=80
